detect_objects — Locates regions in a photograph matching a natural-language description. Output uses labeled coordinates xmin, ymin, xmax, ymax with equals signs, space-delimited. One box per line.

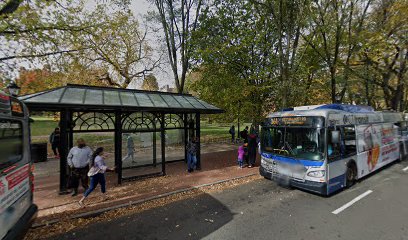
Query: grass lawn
xmin=30 ymin=117 xmax=59 ymax=137
xmin=30 ymin=117 xmax=248 ymax=142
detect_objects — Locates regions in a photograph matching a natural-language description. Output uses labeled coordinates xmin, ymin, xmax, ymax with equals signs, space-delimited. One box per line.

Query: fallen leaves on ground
xmin=25 ymin=175 xmax=261 ymax=240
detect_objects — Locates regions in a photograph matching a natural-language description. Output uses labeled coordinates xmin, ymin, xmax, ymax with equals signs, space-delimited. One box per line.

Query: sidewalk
xmin=33 ymin=143 xmax=260 ymax=225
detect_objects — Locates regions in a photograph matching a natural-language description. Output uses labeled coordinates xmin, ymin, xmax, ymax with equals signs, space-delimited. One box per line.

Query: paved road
xmin=49 ymin=161 xmax=408 ymax=240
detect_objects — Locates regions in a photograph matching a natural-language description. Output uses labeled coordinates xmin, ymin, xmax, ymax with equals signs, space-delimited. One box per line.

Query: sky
xmin=130 ymin=0 xmax=150 ymax=16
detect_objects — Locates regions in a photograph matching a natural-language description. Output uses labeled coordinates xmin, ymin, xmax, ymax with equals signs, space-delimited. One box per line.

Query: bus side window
xmin=342 ymin=126 xmax=356 ymax=156
xmin=328 ymin=128 xmax=341 ymax=161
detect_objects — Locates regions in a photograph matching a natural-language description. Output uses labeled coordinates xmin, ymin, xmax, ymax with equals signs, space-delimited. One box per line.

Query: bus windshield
xmin=261 ymin=127 xmax=325 ymax=161
xmin=0 ymin=119 xmax=23 ymax=169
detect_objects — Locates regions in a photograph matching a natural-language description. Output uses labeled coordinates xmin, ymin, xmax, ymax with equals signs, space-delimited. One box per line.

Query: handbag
xmin=87 ymin=166 xmax=100 ymax=177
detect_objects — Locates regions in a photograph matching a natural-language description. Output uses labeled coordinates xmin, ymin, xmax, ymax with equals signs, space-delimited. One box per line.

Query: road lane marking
xmin=332 ymin=190 xmax=373 ymax=215
xmin=403 ymin=166 xmax=408 ymax=171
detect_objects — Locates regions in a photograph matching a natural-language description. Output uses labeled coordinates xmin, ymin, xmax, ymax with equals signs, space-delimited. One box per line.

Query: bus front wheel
xmin=346 ymin=163 xmax=357 ymax=188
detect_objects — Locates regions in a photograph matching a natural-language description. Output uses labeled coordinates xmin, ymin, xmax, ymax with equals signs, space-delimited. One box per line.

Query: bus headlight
xmin=307 ymin=170 xmax=325 ymax=178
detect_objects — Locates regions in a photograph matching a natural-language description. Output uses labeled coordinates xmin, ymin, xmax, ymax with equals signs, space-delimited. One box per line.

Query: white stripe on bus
xmin=332 ymin=190 xmax=373 ymax=215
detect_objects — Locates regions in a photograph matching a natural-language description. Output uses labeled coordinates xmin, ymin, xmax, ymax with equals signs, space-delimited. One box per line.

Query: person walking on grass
xmin=229 ymin=125 xmax=236 ymax=143
xmin=187 ymin=137 xmax=198 ymax=173
xmin=237 ymin=144 xmax=245 ymax=168
xmin=67 ymin=138 xmax=92 ymax=196
xmin=79 ymin=147 xmax=115 ymax=207
xmin=49 ymin=127 xmax=61 ymax=158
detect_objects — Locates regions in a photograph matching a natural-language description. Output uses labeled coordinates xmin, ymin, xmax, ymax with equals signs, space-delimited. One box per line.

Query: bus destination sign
xmin=268 ymin=116 xmax=324 ymax=127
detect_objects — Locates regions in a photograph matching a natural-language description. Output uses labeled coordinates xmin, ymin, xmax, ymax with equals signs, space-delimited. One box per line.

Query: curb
xmin=32 ymin=173 xmax=257 ymax=228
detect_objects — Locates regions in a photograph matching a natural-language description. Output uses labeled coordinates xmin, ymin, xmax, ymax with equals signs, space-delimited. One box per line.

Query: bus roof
xmin=267 ymin=104 xmax=406 ymax=126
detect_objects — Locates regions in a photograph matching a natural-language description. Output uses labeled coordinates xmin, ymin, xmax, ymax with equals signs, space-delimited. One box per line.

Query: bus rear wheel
xmin=346 ymin=163 xmax=357 ymax=188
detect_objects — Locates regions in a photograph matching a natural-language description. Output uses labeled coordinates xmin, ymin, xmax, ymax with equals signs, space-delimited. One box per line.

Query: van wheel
xmin=346 ymin=163 xmax=357 ymax=188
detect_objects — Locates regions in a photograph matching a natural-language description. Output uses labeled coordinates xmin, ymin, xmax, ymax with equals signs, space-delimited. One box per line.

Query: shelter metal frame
xmin=20 ymin=84 xmax=221 ymax=193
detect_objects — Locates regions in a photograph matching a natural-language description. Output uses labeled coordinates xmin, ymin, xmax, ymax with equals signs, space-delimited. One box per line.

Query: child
xmin=243 ymin=143 xmax=249 ymax=166
xmin=238 ymin=144 xmax=245 ymax=168
xmin=79 ymin=147 xmax=114 ymax=207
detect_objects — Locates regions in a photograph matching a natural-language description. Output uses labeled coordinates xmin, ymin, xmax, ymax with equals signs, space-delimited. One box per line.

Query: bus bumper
xmin=260 ymin=166 xmax=327 ymax=195
xmin=3 ymin=204 xmax=38 ymax=240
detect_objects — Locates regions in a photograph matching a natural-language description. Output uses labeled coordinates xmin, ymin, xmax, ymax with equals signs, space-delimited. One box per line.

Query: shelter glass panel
xmin=121 ymin=132 xmax=162 ymax=178
xmin=84 ymin=89 xmax=103 ymax=105
xmin=135 ymin=93 xmax=154 ymax=107
xmin=185 ymin=97 xmax=205 ymax=109
xmin=72 ymin=112 xmax=115 ymax=131
xmin=197 ymin=99 xmax=218 ymax=109
xmin=164 ymin=129 xmax=184 ymax=162
xmin=148 ymin=94 xmax=168 ymax=108
xmin=61 ymin=88 xmax=85 ymax=104
xmin=120 ymin=92 xmax=138 ymax=106
xmin=27 ymin=88 xmax=65 ymax=103
xmin=164 ymin=114 xmax=184 ymax=129
xmin=122 ymin=112 xmax=156 ymax=132
xmin=173 ymin=96 xmax=194 ymax=108
xmin=161 ymin=95 xmax=182 ymax=108
xmin=104 ymin=90 xmax=120 ymax=105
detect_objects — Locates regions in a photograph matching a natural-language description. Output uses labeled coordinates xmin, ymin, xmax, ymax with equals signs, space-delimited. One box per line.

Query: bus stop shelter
xmin=19 ymin=84 xmax=223 ymax=194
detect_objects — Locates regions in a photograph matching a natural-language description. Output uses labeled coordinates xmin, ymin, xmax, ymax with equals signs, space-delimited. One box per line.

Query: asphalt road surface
xmin=49 ymin=161 xmax=408 ymax=240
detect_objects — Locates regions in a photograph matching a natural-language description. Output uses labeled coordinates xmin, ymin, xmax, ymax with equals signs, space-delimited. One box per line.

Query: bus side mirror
xmin=331 ymin=130 xmax=340 ymax=144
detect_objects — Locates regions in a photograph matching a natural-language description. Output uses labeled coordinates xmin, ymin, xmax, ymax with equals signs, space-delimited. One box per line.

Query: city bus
xmin=260 ymin=104 xmax=408 ymax=196
xmin=0 ymin=90 xmax=37 ymax=240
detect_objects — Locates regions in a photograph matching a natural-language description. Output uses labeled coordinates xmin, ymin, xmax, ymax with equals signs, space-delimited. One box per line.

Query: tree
xmin=251 ymin=0 xmax=314 ymax=108
xmin=355 ymin=0 xmax=408 ymax=110
xmin=74 ymin=8 xmax=161 ymax=88
xmin=1 ymin=0 xmax=156 ymax=89
xmin=14 ymin=62 xmax=112 ymax=95
xmin=142 ymin=74 xmax=159 ymax=91
xmin=0 ymin=0 xmax=92 ymax=66
xmin=152 ymin=0 xmax=203 ymax=93
xmin=190 ymin=0 xmax=286 ymax=122
xmin=302 ymin=0 xmax=373 ymax=103
xmin=190 ymin=0 xmax=330 ymax=122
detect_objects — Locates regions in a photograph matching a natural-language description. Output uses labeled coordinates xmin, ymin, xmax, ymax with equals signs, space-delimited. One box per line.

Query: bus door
xmin=327 ymin=126 xmax=356 ymax=194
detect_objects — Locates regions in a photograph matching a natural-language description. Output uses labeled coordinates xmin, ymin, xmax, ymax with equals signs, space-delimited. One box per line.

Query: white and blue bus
xmin=0 ymin=90 xmax=37 ymax=240
xmin=260 ymin=104 xmax=408 ymax=196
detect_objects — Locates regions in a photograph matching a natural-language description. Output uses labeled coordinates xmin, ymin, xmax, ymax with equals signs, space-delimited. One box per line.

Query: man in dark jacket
xmin=247 ymin=129 xmax=258 ymax=168
xmin=49 ymin=127 xmax=61 ymax=158
xmin=241 ymin=126 xmax=249 ymax=143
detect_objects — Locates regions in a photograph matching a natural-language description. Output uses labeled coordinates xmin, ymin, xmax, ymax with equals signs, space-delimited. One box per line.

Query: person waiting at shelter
xmin=241 ymin=126 xmax=249 ymax=143
xmin=247 ymin=129 xmax=258 ymax=168
xmin=49 ymin=127 xmax=61 ymax=158
xmin=67 ymin=138 xmax=93 ymax=196
xmin=187 ymin=137 xmax=198 ymax=173
xmin=243 ymin=143 xmax=249 ymax=166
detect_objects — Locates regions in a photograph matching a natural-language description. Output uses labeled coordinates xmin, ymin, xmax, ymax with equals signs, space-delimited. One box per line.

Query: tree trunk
xmin=330 ymin=66 xmax=336 ymax=103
